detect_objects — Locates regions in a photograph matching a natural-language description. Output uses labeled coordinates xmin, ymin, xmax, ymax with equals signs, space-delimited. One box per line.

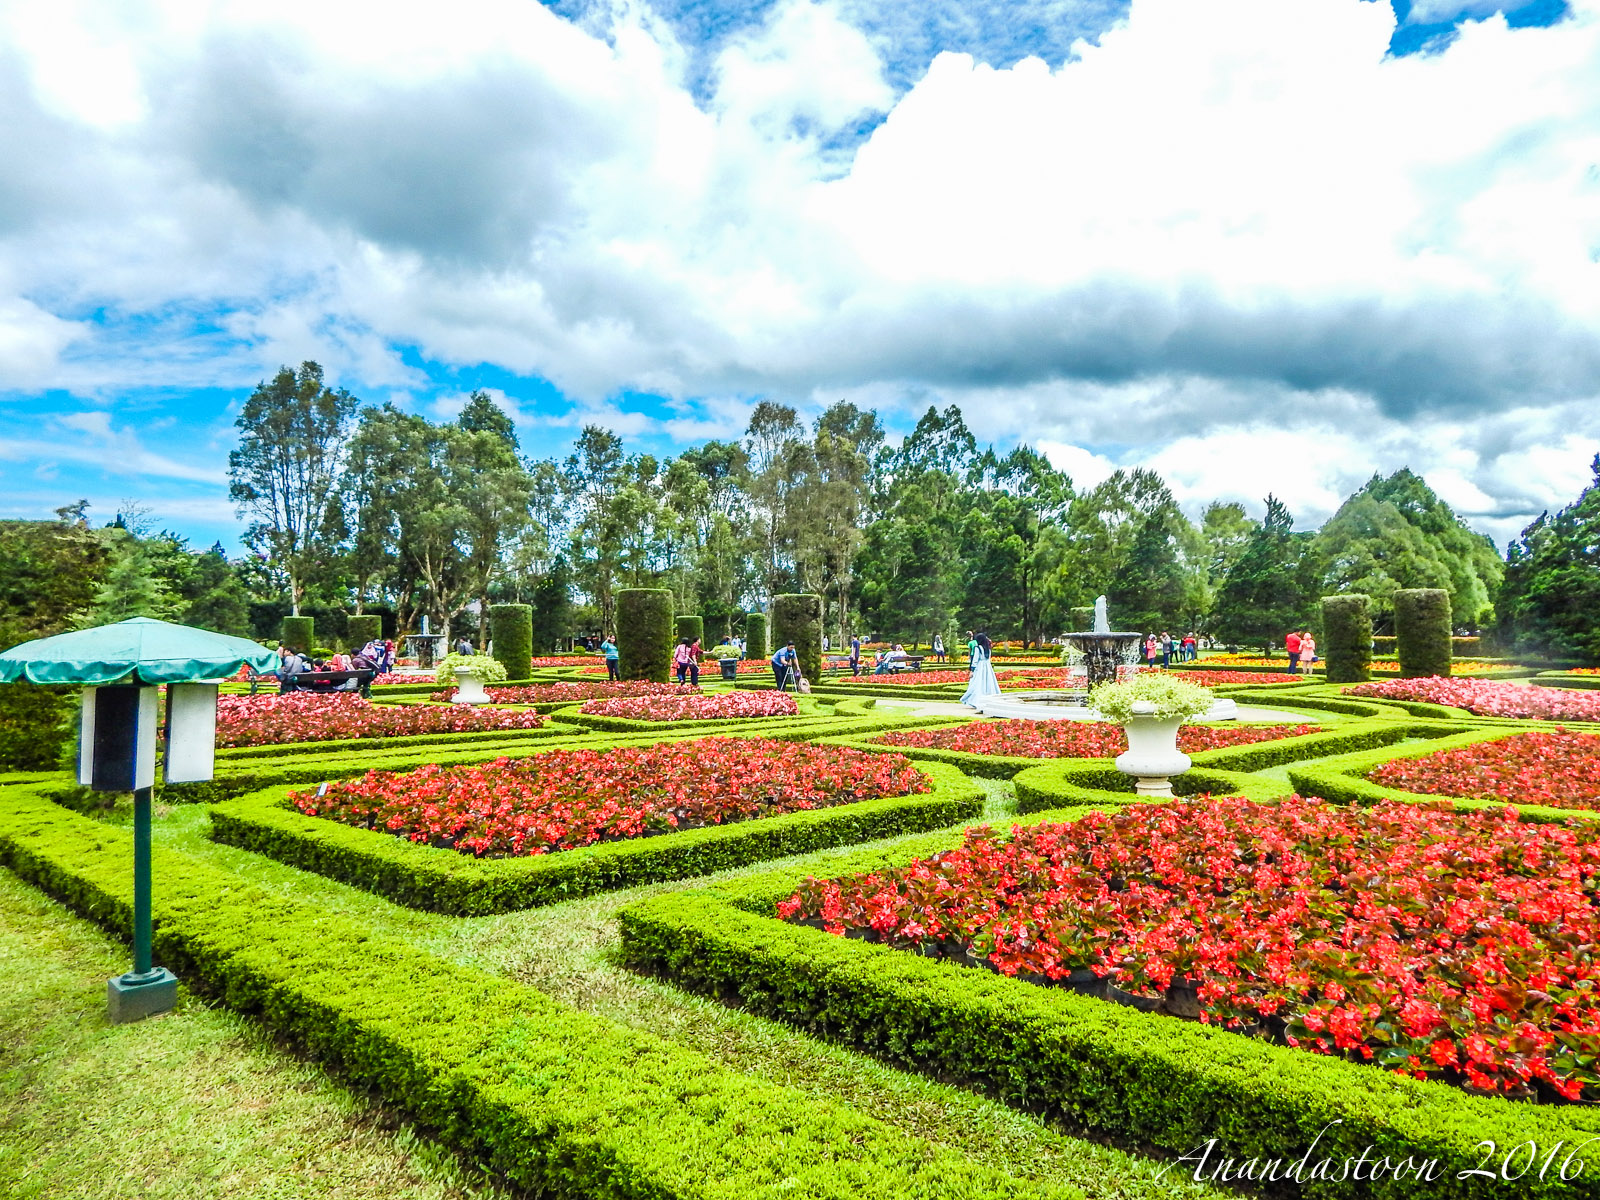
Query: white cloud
xmin=1038 ymin=440 xmax=1118 ymax=489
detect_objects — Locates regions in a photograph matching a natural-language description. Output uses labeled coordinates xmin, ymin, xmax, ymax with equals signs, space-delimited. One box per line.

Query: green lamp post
xmin=0 ymin=618 xmax=278 ymax=1023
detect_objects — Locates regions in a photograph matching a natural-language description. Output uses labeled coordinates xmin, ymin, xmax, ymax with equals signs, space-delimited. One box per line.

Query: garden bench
xmin=280 ymin=669 xmax=376 ymax=697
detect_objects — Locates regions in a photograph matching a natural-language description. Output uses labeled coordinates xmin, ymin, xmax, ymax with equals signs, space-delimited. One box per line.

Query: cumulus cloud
xmin=0 ymin=0 xmax=1598 ymax=539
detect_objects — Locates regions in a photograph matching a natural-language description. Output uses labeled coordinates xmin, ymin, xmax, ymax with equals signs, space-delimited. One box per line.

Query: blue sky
xmin=0 ymin=0 xmax=1594 ymax=552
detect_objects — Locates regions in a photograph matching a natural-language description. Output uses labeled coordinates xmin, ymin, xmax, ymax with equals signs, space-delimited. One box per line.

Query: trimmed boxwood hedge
xmin=675 ymin=615 xmax=704 ymax=645
xmin=489 ymin=604 xmax=533 ymax=680
xmin=281 ymin=615 xmax=314 ymax=653
xmin=743 ymin=612 xmax=767 ymax=661
xmin=771 ymin=594 xmax=822 ymax=684
xmin=1321 ymin=594 xmax=1372 ymax=684
xmin=209 ymin=757 xmax=986 ymax=914
xmin=0 ymin=681 xmax=76 ymax=772
xmin=617 ymin=589 xmax=673 ymax=682
xmin=1394 ymin=588 xmax=1452 ymax=679
xmin=0 ymin=781 xmax=1070 ymax=1200
xmin=618 ymin=807 xmax=1600 ymax=1200
xmin=345 ymin=614 xmax=382 ymax=652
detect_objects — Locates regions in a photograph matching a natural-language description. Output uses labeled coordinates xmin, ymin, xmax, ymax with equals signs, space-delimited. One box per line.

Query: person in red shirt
xmin=1285 ymin=630 xmax=1302 ymax=674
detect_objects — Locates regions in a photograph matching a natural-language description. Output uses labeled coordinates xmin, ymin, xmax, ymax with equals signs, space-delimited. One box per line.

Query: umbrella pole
xmin=107 ymin=785 xmax=176 ymax=1022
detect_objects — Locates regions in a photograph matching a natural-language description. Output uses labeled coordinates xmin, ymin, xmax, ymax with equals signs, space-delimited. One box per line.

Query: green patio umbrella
xmin=0 ymin=617 xmax=277 ymax=1022
xmin=0 ymin=616 xmax=277 ymax=684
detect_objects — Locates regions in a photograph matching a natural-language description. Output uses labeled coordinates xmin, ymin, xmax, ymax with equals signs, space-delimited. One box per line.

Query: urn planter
xmin=451 ymin=667 xmax=490 ymax=705
xmin=1114 ymin=702 xmax=1190 ymax=796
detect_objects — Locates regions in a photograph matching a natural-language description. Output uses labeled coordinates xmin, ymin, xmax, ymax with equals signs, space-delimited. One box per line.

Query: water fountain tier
xmin=1061 ymin=595 xmax=1142 ymax=689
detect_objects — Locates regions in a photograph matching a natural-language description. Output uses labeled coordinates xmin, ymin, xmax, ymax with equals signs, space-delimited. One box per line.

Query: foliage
xmin=280 ymin=615 xmax=314 ymax=653
xmin=875 ymin=721 xmax=1318 ymax=759
xmin=675 ymin=615 xmax=704 ymax=644
xmin=616 ymin=588 xmax=673 ymax=681
xmin=432 ymin=653 xmax=508 ymax=685
xmin=0 ymin=682 xmax=76 ymax=771
xmin=1321 ymin=593 xmax=1372 ymax=683
xmin=345 ymin=613 xmax=381 ymax=651
xmin=772 ymin=593 xmax=823 ymax=682
xmin=293 ymin=740 xmax=931 ymax=857
xmin=1344 ymin=677 xmax=1600 ymax=720
xmin=1088 ymin=672 xmax=1214 ymax=723
xmin=1499 ymin=455 xmax=1600 ymax=663
xmin=214 ymin=693 xmax=545 ymax=747
xmin=579 ymin=692 xmax=798 ymax=721
xmin=743 ymin=611 xmax=767 ymax=659
xmin=0 ymin=512 xmax=112 ymax=648
xmin=776 ymin=797 xmax=1600 ymax=1101
xmin=1210 ymin=496 xmax=1320 ymax=652
xmin=1393 ymin=587 xmax=1452 ymax=678
xmin=1369 ymin=730 xmax=1600 ymax=812
xmin=488 ymin=603 xmax=532 ymax=680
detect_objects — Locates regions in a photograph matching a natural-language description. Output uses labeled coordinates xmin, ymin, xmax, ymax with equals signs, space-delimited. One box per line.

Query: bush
xmin=676 ymin=615 xmax=704 ymax=645
xmin=744 ymin=612 xmax=767 ymax=661
xmin=1087 ymin=673 xmax=1213 ymax=722
xmin=280 ymin=615 xmax=314 ymax=653
xmin=1068 ymin=607 xmax=1094 ymax=632
xmin=772 ymin=594 xmax=822 ymax=683
xmin=432 ymin=653 xmax=509 ymax=685
xmin=346 ymin=614 xmax=382 ymax=653
xmin=1394 ymin=588 xmax=1452 ymax=679
xmin=1321 ymin=593 xmax=1372 ymax=684
xmin=0 ymin=681 xmax=76 ymax=772
xmin=617 ymin=589 xmax=673 ymax=682
xmin=488 ymin=604 xmax=532 ymax=681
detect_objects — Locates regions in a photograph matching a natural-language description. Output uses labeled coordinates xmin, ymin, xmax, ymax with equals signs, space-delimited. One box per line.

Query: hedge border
xmin=1394 ymin=588 xmax=1453 ymax=679
xmin=0 ymin=781 xmax=1072 ymax=1200
xmin=209 ymin=754 xmax=986 ymax=915
xmin=617 ymin=589 xmax=673 ymax=683
xmin=617 ymin=803 xmax=1600 ymax=1200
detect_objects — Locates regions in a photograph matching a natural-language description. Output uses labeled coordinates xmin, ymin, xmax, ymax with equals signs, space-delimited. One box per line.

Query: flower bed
xmin=430 ymin=681 xmax=699 ymax=704
xmin=1169 ymin=670 xmax=1304 ymax=686
xmin=837 ymin=670 xmax=976 ymax=686
xmin=1345 ymin=676 xmax=1600 ymax=721
xmin=215 ymin=693 xmax=546 ymax=748
xmin=292 ymin=740 xmax=931 ymax=857
xmin=778 ymin=796 xmax=1600 ymax=1102
xmin=1369 ymin=730 xmax=1600 ymax=812
xmin=874 ymin=721 xmax=1318 ymax=759
xmin=579 ymin=692 xmax=799 ymax=721
xmin=529 ymin=656 xmax=603 ymax=667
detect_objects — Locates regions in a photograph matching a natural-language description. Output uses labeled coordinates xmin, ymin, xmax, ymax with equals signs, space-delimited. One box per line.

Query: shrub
xmin=345 ymin=614 xmax=382 ymax=653
xmin=1088 ymin=673 xmax=1213 ymax=723
xmin=0 ymin=681 xmax=76 ymax=771
xmin=1394 ymin=588 xmax=1452 ymax=679
xmin=771 ymin=594 xmax=822 ymax=683
xmin=616 ymin=590 xmax=673 ymax=682
xmin=281 ymin=615 xmax=314 ymax=653
xmin=744 ymin=612 xmax=767 ymax=661
xmin=675 ymin=615 xmax=704 ymax=645
xmin=489 ymin=604 xmax=532 ymax=681
xmin=432 ymin=653 xmax=509 ymax=685
xmin=1321 ymin=593 xmax=1372 ymax=684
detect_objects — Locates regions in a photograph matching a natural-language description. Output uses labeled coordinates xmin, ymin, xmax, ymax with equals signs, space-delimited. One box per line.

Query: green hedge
xmin=281 ymin=615 xmax=314 ymax=653
xmin=1321 ymin=594 xmax=1372 ymax=684
xmin=489 ymin=604 xmax=533 ymax=680
xmin=1372 ymin=635 xmax=1482 ymax=656
xmin=1393 ymin=589 xmax=1452 ymax=679
xmin=209 ymin=759 xmax=985 ymax=915
xmin=345 ymin=614 xmax=382 ymax=653
xmin=617 ymin=812 xmax=1600 ymax=1200
xmin=771 ymin=594 xmax=822 ymax=683
xmin=0 ymin=781 xmax=1070 ymax=1200
xmin=744 ymin=612 xmax=767 ymax=661
xmin=1534 ymin=673 xmax=1600 ymax=691
xmin=0 ymin=681 xmax=76 ymax=772
xmin=675 ymin=615 xmax=704 ymax=645
xmin=617 ymin=589 xmax=673 ymax=682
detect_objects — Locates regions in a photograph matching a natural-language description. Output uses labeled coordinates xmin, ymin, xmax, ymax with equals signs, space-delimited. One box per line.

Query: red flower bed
xmin=429 ymin=681 xmax=699 ymax=704
xmin=779 ymin=797 xmax=1600 ymax=1102
xmin=214 ymin=693 xmax=545 ymax=747
xmin=528 ymin=656 xmax=606 ymax=668
xmin=1346 ymin=677 xmax=1600 ymax=721
xmin=837 ymin=670 xmax=976 ymax=686
xmin=1369 ymin=730 xmax=1600 ymax=812
xmin=580 ymin=692 xmax=799 ymax=721
xmin=1169 ymin=670 xmax=1304 ymax=686
xmin=292 ymin=739 xmax=931 ymax=856
xmin=875 ymin=721 xmax=1318 ymax=758
xmin=996 ymin=668 xmax=1074 ymax=688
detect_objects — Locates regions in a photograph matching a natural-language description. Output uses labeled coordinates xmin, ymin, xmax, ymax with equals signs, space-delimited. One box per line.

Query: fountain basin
xmin=969 ymin=690 xmax=1242 ymax=722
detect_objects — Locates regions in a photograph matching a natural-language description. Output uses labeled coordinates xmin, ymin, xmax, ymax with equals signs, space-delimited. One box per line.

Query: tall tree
xmin=228 ymin=361 xmax=356 ymax=615
xmin=455 ymin=394 xmax=531 ymax=647
xmin=1499 ymin=455 xmax=1600 ymax=662
xmin=1212 ymin=495 xmax=1321 ymax=652
xmin=563 ymin=427 xmax=629 ymax=632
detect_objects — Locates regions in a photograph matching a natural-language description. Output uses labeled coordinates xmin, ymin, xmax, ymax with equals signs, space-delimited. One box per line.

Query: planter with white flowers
xmin=1088 ymin=673 xmax=1216 ymax=797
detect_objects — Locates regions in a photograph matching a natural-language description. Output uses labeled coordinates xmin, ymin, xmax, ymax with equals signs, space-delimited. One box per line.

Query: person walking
xmin=1298 ymin=632 xmax=1317 ymax=673
xmin=601 ymin=633 xmax=619 ymax=681
xmin=689 ymin=636 xmax=703 ymax=686
xmin=673 ymin=637 xmax=694 ymax=685
xmin=1285 ymin=629 xmax=1303 ymax=674
xmin=932 ymin=633 xmax=945 ymax=663
xmin=1160 ymin=632 xmax=1173 ymax=669
xmin=771 ymin=642 xmax=798 ymax=691
xmin=849 ymin=633 xmax=862 ymax=676
xmin=1144 ymin=634 xmax=1157 ymax=667
xmin=965 ymin=630 xmax=978 ymax=672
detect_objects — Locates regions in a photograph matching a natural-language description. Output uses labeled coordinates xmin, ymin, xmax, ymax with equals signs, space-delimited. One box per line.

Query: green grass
xmin=0 ymin=868 xmax=511 ymax=1200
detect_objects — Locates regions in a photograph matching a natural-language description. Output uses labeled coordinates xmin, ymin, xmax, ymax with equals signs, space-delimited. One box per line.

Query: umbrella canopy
xmin=0 ymin=617 xmax=279 ymax=685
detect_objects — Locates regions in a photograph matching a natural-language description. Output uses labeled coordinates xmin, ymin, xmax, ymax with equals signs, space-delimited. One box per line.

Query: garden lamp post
xmin=0 ymin=618 xmax=278 ymax=1023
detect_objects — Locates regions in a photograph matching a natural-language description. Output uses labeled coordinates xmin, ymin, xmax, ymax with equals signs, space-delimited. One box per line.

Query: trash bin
xmin=720 ymin=657 xmax=739 ymax=681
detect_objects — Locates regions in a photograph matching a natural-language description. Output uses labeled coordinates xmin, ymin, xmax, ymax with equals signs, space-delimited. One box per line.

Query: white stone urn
xmin=1115 ymin=700 xmax=1190 ymax=797
xmin=451 ymin=667 xmax=490 ymax=705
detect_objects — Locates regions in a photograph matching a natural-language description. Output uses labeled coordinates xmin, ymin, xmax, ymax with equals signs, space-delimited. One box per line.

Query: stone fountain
xmin=1063 ymin=596 xmax=1143 ymax=689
